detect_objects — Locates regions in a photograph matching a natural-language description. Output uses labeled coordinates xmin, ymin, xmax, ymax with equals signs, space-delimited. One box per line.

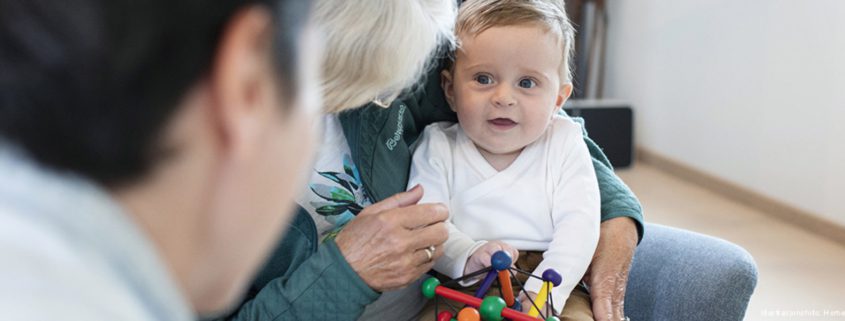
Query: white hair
xmin=313 ymin=0 xmax=457 ymax=113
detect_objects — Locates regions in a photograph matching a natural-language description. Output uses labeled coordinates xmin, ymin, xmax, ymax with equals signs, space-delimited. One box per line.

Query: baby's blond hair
xmin=455 ymin=0 xmax=575 ymax=83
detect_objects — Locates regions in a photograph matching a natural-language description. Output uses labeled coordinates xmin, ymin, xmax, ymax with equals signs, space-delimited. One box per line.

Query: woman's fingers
xmin=359 ymin=184 xmax=424 ymax=216
xmin=408 ymin=221 xmax=449 ymax=250
xmin=335 ymin=191 xmax=449 ymax=292
xmin=399 ymin=203 xmax=449 ymax=229
xmin=414 ymin=244 xmax=442 ymax=266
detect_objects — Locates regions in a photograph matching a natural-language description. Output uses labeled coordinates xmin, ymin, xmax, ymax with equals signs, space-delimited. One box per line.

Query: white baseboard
xmin=637 ymin=147 xmax=845 ymax=247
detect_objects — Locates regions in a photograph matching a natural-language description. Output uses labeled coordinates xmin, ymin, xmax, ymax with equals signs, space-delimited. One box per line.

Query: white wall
xmin=603 ymin=1 xmax=845 ymax=226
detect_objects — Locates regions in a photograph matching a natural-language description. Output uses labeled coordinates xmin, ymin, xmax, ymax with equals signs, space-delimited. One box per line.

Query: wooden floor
xmin=617 ymin=164 xmax=845 ymax=321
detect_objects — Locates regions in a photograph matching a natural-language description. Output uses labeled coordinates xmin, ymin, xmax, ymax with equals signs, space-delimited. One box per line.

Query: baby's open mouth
xmin=488 ymin=118 xmax=517 ymax=129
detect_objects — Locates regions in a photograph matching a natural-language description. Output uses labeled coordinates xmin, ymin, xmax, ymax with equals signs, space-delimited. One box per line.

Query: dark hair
xmin=0 ymin=0 xmax=310 ymax=186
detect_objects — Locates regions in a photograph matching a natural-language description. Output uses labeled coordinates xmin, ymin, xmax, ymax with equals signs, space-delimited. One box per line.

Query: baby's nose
xmin=492 ymin=87 xmax=516 ymax=107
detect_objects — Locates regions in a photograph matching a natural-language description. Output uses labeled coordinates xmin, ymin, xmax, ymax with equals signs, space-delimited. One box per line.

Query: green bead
xmin=545 ymin=317 xmax=561 ymax=321
xmin=479 ymin=296 xmax=506 ymax=321
xmin=421 ymin=277 xmax=440 ymax=299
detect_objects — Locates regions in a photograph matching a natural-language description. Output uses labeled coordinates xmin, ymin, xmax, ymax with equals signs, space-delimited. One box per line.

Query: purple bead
xmin=542 ymin=269 xmax=562 ymax=286
xmin=490 ymin=251 xmax=512 ymax=271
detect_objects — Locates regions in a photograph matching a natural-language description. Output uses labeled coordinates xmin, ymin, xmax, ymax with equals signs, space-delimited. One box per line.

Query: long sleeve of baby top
xmin=407 ymin=116 xmax=600 ymax=313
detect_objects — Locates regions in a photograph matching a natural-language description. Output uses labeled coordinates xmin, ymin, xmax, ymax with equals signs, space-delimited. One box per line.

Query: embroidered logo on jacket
xmin=385 ymin=104 xmax=406 ymax=151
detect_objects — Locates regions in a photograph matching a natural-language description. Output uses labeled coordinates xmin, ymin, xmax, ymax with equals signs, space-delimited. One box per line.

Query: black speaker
xmin=564 ymin=100 xmax=634 ymax=168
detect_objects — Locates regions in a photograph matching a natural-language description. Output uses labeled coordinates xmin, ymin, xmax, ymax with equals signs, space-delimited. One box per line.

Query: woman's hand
xmin=335 ymin=185 xmax=449 ymax=292
xmin=583 ymin=217 xmax=638 ymax=321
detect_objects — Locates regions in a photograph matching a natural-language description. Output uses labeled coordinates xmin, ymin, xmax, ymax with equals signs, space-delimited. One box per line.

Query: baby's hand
xmin=464 ymin=241 xmax=519 ymax=274
xmin=518 ymin=291 xmax=559 ymax=315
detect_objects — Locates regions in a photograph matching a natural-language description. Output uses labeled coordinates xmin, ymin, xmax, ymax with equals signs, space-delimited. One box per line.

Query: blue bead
xmin=490 ymin=251 xmax=512 ymax=271
xmin=542 ymin=269 xmax=562 ymax=286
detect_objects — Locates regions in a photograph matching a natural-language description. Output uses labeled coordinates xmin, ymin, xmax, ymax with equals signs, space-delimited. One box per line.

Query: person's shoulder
xmin=545 ymin=114 xmax=586 ymax=149
xmin=414 ymin=121 xmax=460 ymax=160
xmin=421 ymin=121 xmax=460 ymax=144
xmin=549 ymin=114 xmax=584 ymax=134
xmin=0 ymin=211 xmax=156 ymax=321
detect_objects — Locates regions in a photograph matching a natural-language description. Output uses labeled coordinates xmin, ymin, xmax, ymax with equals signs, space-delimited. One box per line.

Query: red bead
xmin=437 ymin=311 xmax=454 ymax=321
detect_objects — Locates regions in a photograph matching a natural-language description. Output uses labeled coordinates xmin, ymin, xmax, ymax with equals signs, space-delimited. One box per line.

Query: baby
xmin=408 ymin=0 xmax=599 ymax=318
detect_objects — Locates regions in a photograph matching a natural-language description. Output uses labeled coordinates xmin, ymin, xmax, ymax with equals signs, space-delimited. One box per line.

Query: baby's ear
xmin=441 ymin=69 xmax=457 ymax=112
xmin=555 ymin=83 xmax=574 ymax=111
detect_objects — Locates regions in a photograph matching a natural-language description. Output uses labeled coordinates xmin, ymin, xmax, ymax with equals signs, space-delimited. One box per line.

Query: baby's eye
xmin=518 ymin=78 xmax=536 ymax=88
xmin=475 ymin=75 xmax=492 ymax=85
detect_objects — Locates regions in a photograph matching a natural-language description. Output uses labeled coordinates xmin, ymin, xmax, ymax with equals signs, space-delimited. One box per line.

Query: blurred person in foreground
xmin=0 ymin=0 xmax=320 ymax=319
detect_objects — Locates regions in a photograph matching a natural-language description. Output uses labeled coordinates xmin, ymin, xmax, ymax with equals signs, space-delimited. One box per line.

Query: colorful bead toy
xmin=422 ymin=250 xmax=563 ymax=321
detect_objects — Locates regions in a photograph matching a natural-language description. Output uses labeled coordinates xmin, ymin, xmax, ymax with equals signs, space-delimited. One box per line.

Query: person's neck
xmin=476 ymin=145 xmax=523 ymax=172
xmin=111 ymin=159 xmax=209 ymax=310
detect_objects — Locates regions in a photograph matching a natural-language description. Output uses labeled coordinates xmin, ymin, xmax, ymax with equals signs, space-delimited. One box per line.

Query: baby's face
xmin=444 ymin=25 xmax=571 ymax=157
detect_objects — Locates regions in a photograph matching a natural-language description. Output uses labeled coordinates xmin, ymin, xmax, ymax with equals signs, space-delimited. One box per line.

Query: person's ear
xmin=207 ymin=6 xmax=276 ymax=160
xmin=441 ymin=69 xmax=457 ymax=112
xmin=554 ymin=83 xmax=573 ymax=112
